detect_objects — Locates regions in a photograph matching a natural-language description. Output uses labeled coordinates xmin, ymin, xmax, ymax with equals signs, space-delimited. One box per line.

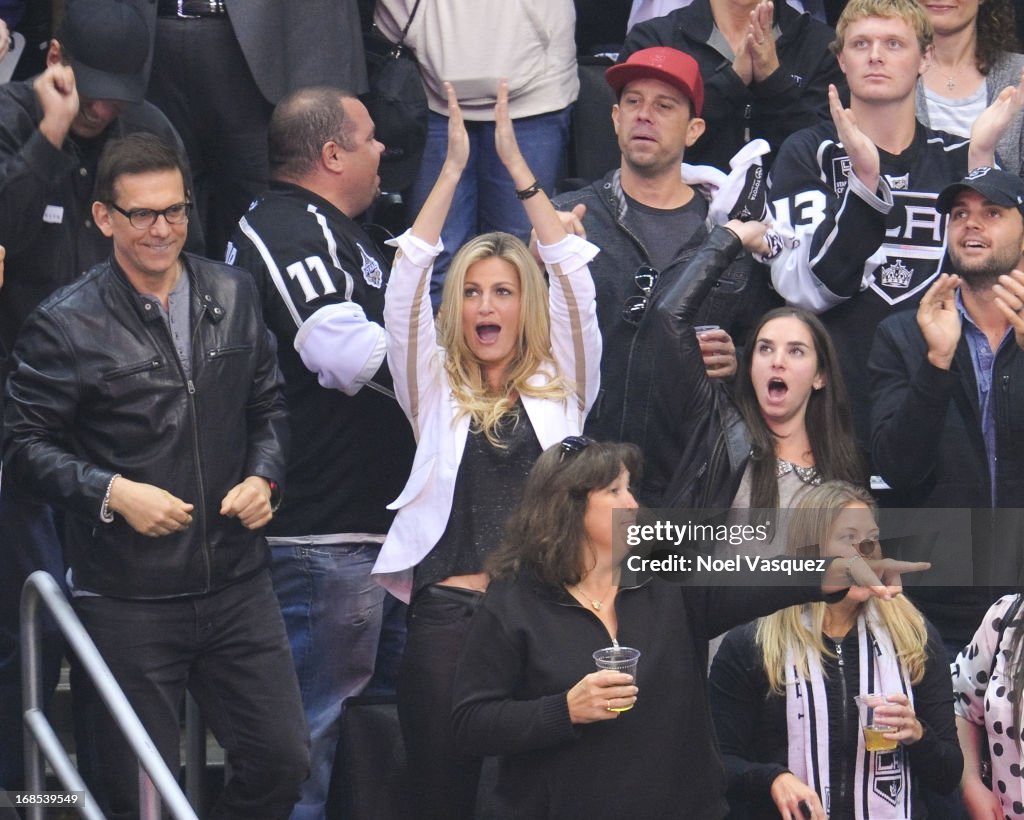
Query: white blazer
xmin=372 ymin=231 xmax=601 ymax=601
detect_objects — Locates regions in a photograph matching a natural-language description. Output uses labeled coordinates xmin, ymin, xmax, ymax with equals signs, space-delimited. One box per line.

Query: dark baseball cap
xmin=605 ymin=47 xmax=705 ymax=117
xmin=60 ymin=0 xmax=150 ymax=104
xmin=936 ymin=167 xmax=1024 ymax=216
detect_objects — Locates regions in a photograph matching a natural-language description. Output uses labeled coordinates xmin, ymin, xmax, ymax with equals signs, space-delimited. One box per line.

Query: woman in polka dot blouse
xmin=953 ymin=594 xmax=1024 ymax=818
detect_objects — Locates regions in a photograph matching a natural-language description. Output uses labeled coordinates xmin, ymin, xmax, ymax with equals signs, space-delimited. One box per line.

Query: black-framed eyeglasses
xmin=108 ymin=201 xmax=192 ymax=230
xmin=559 ymin=435 xmax=594 ymax=463
xmin=621 ymin=264 xmax=658 ymax=326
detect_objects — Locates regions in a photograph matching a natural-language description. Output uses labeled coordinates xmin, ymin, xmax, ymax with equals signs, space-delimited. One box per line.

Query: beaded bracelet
xmin=100 ymin=473 xmax=121 ymax=523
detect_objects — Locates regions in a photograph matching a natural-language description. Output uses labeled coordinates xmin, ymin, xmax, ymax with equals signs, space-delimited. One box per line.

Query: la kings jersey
xmin=227 ymin=181 xmax=415 ymax=537
xmin=768 ymin=121 xmax=969 ymax=449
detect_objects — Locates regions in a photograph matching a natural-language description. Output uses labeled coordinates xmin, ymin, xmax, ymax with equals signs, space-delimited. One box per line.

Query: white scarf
xmin=785 ymin=606 xmax=913 ymax=819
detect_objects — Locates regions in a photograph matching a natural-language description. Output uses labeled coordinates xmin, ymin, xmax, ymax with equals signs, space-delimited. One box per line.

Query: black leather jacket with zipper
xmin=3 ymin=253 xmax=288 ymax=599
xmin=637 ymin=226 xmax=753 ymax=509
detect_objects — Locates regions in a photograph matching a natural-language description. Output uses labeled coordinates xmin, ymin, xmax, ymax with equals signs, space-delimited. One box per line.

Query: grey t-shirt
xmin=623 ymin=192 xmax=707 ymax=272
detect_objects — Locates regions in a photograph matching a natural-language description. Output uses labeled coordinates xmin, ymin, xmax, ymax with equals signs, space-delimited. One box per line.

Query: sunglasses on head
xmin=558 ymin=435 xmax=594 ymax=463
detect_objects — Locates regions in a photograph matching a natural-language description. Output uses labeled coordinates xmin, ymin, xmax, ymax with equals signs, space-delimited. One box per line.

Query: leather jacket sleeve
xmin=3 ymin=305 xmax=116 ymax=519
xmin=637 ymin=225 xmax=743 ymax=505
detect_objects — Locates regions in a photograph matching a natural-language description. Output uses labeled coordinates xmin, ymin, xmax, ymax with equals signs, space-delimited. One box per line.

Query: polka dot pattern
xmin=953 ymin=595 xmax=1024 ymax=819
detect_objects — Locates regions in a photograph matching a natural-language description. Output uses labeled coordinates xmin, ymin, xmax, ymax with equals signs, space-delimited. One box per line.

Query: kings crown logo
xmin=358 ymin=243 xmax=384 ymax=289
xmin=880 ymin=259 xmax=912 ymax=289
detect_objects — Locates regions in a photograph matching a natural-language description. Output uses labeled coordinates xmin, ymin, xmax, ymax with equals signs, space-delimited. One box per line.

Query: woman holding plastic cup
xmin=452 ymin=443 xmax=929 ymax=817
xmin=709 ymin=481 xmax=962 ymax=819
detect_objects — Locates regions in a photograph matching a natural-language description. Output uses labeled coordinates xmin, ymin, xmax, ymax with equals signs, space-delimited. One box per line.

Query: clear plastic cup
xmin=854 ymin=694 xmax=898 ymax=752
xmin=593 ymin=646 xmax=641 ymax=712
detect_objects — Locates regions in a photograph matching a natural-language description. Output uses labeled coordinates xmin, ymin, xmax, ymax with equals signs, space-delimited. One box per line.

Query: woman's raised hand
xmin=494 ymin=79 xmax=530 ymax=180
xmin=566 ymin=670 xmax=638 ymax=724
xmin=443 ymin=81 xmax=469 ymax=174
xmin=409 ymin=82 xmax=468 ymax=244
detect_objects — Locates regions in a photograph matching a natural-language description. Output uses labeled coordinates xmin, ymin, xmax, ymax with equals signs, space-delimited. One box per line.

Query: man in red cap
xmin=619 ymin=0 xmax=843 ymax=173
xmin=551 ymin=46 xmax=779 ymax=503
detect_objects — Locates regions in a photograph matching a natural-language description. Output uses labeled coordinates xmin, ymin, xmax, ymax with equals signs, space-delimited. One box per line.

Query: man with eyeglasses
xmin=227 ymin=86 xmax=416 ymax=820
xmin=549 ymin=47 xmax=778 ymax=499
xmin=3 ymin=132 xmax=309 ymax=818
xmin=0 ymin=0 xmax=200 ymax=792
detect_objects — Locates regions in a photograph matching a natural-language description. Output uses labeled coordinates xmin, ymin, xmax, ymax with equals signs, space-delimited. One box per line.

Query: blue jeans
xmin=270 ymin=541 xmax=386 ymax=820
xmin=73 ymin=570 xmax=309 ymax=820
xmin=406 ymin=107 xmax=573 ymax=308
xmin=0 ymin=489 xmax=64 ymax=789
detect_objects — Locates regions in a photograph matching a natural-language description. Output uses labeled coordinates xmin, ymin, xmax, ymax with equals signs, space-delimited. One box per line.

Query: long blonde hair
xmin=755 ymin=481 xmax=929 ymax=694
xmin=436 ymin=232 xmax=569 ymax=445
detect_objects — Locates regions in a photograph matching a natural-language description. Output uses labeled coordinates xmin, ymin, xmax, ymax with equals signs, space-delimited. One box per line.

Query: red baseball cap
xmin=605 ymin=47 xmax=705 ymax=117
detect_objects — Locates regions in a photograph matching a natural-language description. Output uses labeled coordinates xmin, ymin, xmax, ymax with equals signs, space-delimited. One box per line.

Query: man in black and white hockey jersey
xmin=769 ymin=0 xmax=1024 ymax=455
xmin=227 ymin=86 xmax=415 ymax=820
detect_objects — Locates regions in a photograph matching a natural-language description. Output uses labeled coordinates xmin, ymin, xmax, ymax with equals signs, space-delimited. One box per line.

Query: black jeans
xmin=397 ymin=585 xmax=484 ymax=820
xmin=0 ymin=492 xmax=64 ymax=790
xmin=73 ymin=570 xmax=309 ymax=820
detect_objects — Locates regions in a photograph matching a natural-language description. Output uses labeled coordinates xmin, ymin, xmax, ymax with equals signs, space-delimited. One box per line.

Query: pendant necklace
xmin=573 ymin=582 xmax=613 ymax=611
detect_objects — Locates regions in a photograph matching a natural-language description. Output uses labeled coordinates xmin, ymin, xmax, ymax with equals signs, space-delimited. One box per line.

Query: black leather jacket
xmin=637 ymin=226 xmax=752 ymax=509
xmin=553 ymin=170 xmax=780 ymax=449
xmin=3 ymin=253 xmax=288 ymax=599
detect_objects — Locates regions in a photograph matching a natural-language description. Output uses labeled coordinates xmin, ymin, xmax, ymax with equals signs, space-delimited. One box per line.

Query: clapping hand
xmin=748 ymin=0 xmax=781 ymax=83
xmin=829 ymin=84 xmax=880 ymax=194
xmin=969 ymin=66 xmax=1024 ymax=170
xmin=917 ymin=273 xmax=963 ymax=369
xmin=442 ymin=81 xmax=469 ymax=176
xmin=494 ymin=79 xmax=528 ymax=179
xmin=993 ymin=269 xmax=1024 ymax=351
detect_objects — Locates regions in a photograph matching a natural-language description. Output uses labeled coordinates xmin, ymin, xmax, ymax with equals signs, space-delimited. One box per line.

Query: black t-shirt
xmin=414 ymin=399 xmax=542 ymax=594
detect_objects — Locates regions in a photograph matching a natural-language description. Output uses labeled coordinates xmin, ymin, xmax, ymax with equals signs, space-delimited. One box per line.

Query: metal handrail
xmin=21 ymin=570 xmax=198 ymax=820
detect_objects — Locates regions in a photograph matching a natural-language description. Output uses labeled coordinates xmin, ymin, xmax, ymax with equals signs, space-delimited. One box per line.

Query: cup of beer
xmin=854 ymin=694 xmax=897 ymax=752
xmin=593 ymin=646 xmax=641 ymax=712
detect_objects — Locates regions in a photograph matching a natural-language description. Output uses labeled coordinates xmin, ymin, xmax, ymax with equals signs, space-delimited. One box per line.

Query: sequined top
xmin=774 ymin=458 xmax=821 ymax=485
